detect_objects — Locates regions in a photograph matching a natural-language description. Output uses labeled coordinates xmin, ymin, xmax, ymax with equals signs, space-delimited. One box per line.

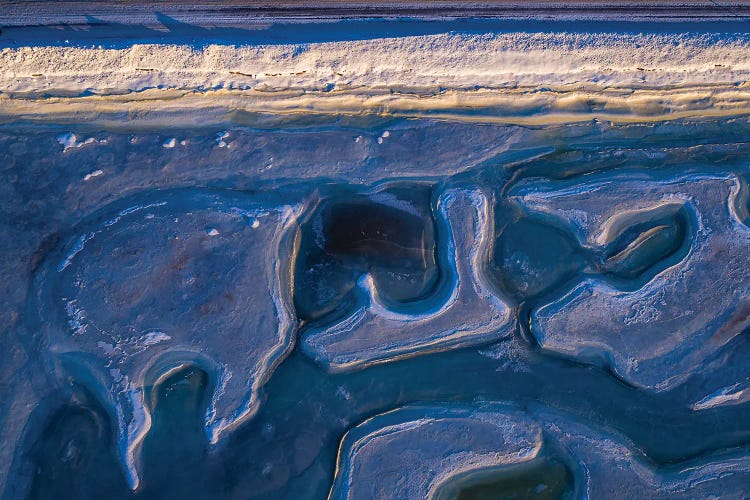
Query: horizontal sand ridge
xmin=4 ymin=85 xmax=750 ymax=129
xmin=2 ymin=32 xmax=750 ymax=126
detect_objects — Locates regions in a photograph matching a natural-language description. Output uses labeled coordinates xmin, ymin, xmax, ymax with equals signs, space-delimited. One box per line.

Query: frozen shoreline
xmin=2 ymin=32 xmax=750 ymax=127
xmin=5 ymin=32 xmax=750 ymax=92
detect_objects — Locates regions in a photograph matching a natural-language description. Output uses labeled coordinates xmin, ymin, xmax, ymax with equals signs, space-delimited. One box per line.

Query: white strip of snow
xmin=3 ymin=33 xmax=750 ymax=93
xmin=2 ymin=33 xmax=750 ymax=125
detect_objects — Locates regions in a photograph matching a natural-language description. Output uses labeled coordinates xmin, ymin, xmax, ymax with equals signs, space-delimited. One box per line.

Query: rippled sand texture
xmin=3 ymin=10 xmax=750 ymax=500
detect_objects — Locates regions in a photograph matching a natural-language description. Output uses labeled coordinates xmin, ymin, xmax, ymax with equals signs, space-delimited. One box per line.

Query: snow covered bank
xmin=1 ymin=32 xmax=750 ymax=127
xmin=3 ymin=33 xmax=750 ymax=93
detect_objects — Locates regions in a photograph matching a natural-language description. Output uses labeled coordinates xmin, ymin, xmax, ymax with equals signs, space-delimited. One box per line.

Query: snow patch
xmin=83 ymin=169 xmax=104 ymax=181
xmin=56 ymin=133 xmax=97 ymax=152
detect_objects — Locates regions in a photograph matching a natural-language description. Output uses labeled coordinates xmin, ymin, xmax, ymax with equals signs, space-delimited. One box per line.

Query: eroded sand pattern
xmin=3 ymin=3 xmax=750 ymax=499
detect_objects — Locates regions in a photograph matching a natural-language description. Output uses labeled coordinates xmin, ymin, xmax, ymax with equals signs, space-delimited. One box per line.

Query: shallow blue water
xmin=3 ymin=111 xmax=750 ymax=498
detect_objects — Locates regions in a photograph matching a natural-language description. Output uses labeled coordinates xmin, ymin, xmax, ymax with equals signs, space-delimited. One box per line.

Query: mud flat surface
xmin=4 ymin=1 xmax=750 ymax=25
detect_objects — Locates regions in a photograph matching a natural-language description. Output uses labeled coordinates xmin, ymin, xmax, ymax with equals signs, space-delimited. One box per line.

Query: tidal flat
xmin=2 ymin=4 xmax=750 ymax=499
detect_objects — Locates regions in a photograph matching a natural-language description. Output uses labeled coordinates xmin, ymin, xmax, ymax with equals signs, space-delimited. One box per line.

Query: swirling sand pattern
xmin=3 ymin=14 xmax=750 ymax=500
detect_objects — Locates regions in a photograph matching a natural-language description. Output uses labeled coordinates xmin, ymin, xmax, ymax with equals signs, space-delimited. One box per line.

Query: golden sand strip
xmin=3 ymin=84 xmax=750 ymax=129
